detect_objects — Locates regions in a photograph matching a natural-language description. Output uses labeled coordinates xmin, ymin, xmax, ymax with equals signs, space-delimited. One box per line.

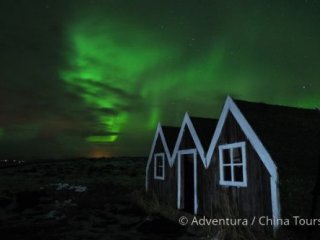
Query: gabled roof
xmin=206 ymin=96 xmax=283 ymax=226
xmin=171 ymin=113 xmax=208 ymax=166
xmin=232 ymin=98 xmax=320 ymax=223
xmin=162 ymin=126 xmax=180 ymax=152
xmin=234 ymin=99 xmax=320 ymax=177
xmin=145 ymin=123 xmax=171 ymax=190
xmin=190 ymin=117 xmax=218 ymax=152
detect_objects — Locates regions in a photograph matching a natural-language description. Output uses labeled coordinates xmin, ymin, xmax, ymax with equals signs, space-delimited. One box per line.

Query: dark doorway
xmin=183 ymin=154 xmax=195 ymax=213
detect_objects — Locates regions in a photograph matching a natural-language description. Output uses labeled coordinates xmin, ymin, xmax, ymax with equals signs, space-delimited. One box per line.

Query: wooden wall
xmin=204 ymin=112 xmax=273 ymax=224
xmin=148 ymin=137 xmax=177 ymax=207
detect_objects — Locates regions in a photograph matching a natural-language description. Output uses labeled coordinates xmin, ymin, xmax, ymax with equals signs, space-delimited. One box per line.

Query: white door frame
xmin=177 ymin=149 xmax=198 ymax=214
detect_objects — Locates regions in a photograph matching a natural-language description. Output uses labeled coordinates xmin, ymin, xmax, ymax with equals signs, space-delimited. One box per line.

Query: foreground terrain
xmin=0 ymin=158 xmax=318 ymax=240
xmin=0 ymin=158 xmax=190 ymax=240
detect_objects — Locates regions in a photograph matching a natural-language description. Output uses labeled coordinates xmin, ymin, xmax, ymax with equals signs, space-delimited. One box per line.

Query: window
xmin=154 ymin=153 xmax=165 ymax=180
xmin=219 ymin=142 xmax=247 ymax=187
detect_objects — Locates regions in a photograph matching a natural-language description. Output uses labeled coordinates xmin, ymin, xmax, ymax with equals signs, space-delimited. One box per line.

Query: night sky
xmin=1 ymin=0 xmax=320 ymax=159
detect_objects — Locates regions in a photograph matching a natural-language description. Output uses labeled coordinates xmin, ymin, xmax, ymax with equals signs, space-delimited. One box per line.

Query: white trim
xmin=206 ymin=96 xmax=281 ymax=232
xmin=177 ymin=149 xmax=198 ymax=214
xmin=171 ymin=113 xmax=206 ymax=167
xmin=218 ymin=141 xmax=247 ymax=187
xmin=147 ymin=111 xmax=210 ymax=191
xmin=145 ymin=123 xmax=172 ymax=191
xmin=177 ymin=151 xmax=182 ymax=209
xmin=154 ymin=153 xmax=165 ymax=180
xmin=194 ymin=154 xmax=198 ymax=214
xmin=206 ymin=98 xmax=231 ymax=168
xmin=206 ymin=96 xmax=277 ymax=178
xmin=271 ymin=176 xmax=281 ymax=232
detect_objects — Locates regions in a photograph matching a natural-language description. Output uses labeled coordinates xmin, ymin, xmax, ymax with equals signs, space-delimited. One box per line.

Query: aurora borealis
xmin=1 ymin=0 xmax=320 ymax=159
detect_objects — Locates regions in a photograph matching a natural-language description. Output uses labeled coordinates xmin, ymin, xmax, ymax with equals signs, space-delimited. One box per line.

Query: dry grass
xmin=132 ymin=189 xmax=276 ymax=240
xmin=131 ymin=189 xmax=176 ymax=217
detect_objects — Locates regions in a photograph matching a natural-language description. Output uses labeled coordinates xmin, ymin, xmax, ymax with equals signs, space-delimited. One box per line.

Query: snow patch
xmin=52 ymin=183 xmax=87 ymax=192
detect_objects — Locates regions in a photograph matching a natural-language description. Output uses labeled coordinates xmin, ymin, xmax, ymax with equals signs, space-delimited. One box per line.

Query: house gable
xmin=206 ymin=97 xmax=277 ymax=178
xmin=208 ymin=110 xmax=272 ymax=219
xmin=162 ymin=126 xmax=180 ymax=153
xmin=145 ymin=123 xmax=171 ymax=191
xmin=171 ymin=113 xmax=206 ymax=166
xmin=206 ymin=96 xmax=280 ymax=231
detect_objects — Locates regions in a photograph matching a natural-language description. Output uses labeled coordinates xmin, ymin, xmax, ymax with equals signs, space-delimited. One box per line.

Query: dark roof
xmin=190 ymin=116 xmax=218 ymax=151
xmin=162 ymin=126 xmax=180 ymax=152
xmin=234 ymin=100 xmax=320 ymax=216
xmin=234 ymin=99 xmax=320 ymax=170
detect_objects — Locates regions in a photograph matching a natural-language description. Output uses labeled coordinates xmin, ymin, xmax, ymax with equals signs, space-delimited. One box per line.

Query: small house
xmin=146 ymin=96 xmax=320 ymax=231
xmin=146 ymin=124 xmax=180 ymax=205
xmin=146 ymin=114 xmax=217 ymax=213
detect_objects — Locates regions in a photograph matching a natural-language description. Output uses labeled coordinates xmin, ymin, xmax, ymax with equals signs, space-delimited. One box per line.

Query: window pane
xmin=223 ymin=166 xmax=231 ymax=181
xmin=223 ymin=149 xmax=231 ymax=164
xmin=233 ymin=147 xmax=242 ymax=163
xmin=157 ymin=157 xmax=163 ymax=167
xmin=155 ymin=156 xmax=164 ymax=177
xmin=157 ymin=156 xmax=164 ymax=167
xmin=234 ymin=166 xmax=243 ymax=182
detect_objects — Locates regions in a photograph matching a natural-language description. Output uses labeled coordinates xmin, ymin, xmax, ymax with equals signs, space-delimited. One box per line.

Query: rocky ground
xmin=0 ymin=158 xmax=193 ymax=240
xmin=0 ymin=158 xmax=318 ymax=240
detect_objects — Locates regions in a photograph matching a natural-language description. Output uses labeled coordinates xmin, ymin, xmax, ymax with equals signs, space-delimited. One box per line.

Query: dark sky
xmin=1 ymin=0 xmax=320 ymax=159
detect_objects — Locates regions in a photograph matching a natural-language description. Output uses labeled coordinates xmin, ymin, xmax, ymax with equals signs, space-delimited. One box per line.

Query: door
xmin=184 ymin=155 xmax=194 ymax=212
xmin=177 ymin=149 xmax=198 ymax=214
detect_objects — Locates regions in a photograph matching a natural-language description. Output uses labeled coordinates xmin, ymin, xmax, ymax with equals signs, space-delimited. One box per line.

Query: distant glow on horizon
xmin=89 ymin=148 xmax=111 ymax=158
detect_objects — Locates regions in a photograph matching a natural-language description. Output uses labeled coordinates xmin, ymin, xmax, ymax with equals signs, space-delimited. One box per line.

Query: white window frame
xmin=154 ymin=153 xmax=165 ymax=180
xmin=219 ymin=141 xmax=247 ymax=187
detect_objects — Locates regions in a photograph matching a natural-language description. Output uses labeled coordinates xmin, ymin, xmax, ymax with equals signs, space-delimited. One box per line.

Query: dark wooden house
xmin=146 ymin=113 xmax=217 ymax=213
xmin=146 ymin=96 xmax=320 ymax=232
xmin=145 ymin=123 xmax=180 ymax=205
xmin=206 ymin=97 xmax=320 ymax=229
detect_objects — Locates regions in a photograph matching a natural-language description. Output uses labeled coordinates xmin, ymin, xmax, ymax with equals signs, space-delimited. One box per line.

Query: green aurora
xmin=1 ymin=0 xmax=320 ymax=158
